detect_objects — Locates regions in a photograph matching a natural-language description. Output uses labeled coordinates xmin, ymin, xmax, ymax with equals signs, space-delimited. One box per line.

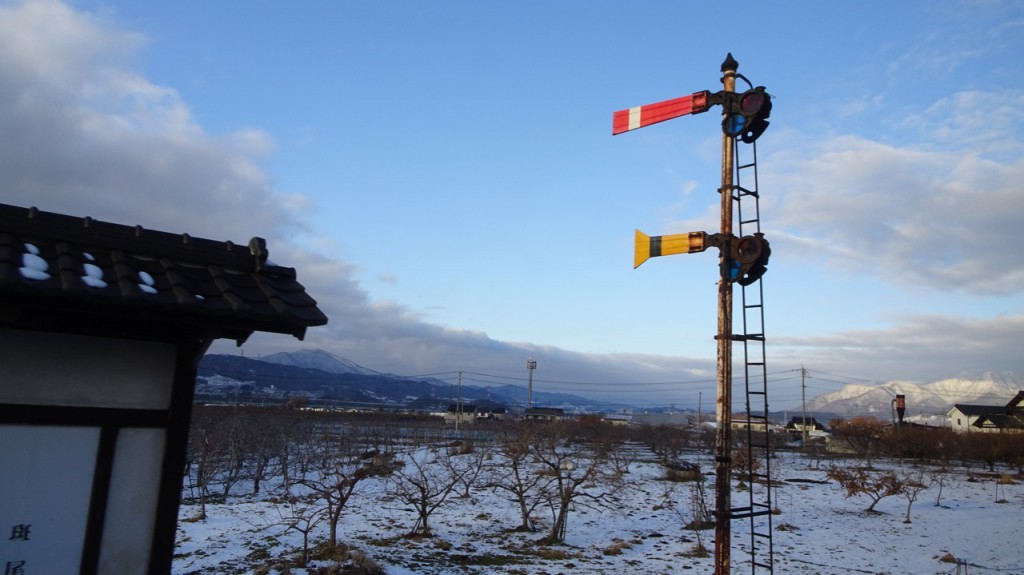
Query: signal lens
xmin=739 ymin=91 xmax=765 ymax=115
xmin=723 ymin=115 xmax=746 ymax=137
xmin=736 ymin=236 xmax=763 ymax=263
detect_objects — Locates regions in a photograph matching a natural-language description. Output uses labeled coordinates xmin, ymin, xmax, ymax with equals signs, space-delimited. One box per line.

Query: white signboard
xmin=0 ymin=425 xmax=99 ymax=574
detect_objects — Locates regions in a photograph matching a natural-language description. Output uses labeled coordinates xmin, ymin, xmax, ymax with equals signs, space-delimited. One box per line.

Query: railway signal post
xmin=613 ymin=53 xmax=774 ymax=575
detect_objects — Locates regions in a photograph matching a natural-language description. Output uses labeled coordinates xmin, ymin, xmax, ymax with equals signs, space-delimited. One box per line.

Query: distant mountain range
xmin=196 ymin=349 xmax=620 ymax=412
xmin=198 ymin=349 xmax=1023 ymax=419
xmin=261 ymin=349 xmax=379 ymax=376
xmin=804 ymin=373 xmax=1023 ymax=418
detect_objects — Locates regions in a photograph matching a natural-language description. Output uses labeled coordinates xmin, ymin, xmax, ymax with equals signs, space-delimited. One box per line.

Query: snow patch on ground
xmin=174 ymin=450 xmax=1024 ymax=575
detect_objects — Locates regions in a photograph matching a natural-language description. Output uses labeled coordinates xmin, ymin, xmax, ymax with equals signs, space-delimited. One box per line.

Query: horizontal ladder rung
xmin=729 ymin=509 xmax=773 ymax=519
xmin=752 ymin=531 xmax=772 ymax=540
xmin=753 ymin=561 xmax=773 ymax=569
xmin=738 ymin=161 xmax=756 ymax=170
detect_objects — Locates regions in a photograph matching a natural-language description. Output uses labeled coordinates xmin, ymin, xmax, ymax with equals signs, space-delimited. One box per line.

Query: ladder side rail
xmin=733 ymin=138 xmax=774 ymax=574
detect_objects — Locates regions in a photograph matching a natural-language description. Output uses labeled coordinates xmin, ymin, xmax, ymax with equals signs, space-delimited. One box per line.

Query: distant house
xmin=972 ymin=412 xmax=1024 ymax=433
xmin=729 ymin=413 xmax=773 ymax=433
xmin=947 ymin=404 xmax=995 ymax=432
xmin=442 ymin=403 xmax=508 ymax=425
xmin=600 ymin=414 xmax=632 ymax=426
xmin=948 ymin=391 xmax=1024 ymax=433
xmin=524 ymin=407 xmax=565 ymax=421
xmin=630 ymin=412 xmax=696 ymax=427
xmin=784 ymin=416 xmax=829 ymax=436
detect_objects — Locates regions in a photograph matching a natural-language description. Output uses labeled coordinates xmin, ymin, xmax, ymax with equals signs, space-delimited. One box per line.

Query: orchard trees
xmin=387 ymin=443 xmax=470 ymax=537
xmin=298 ymin=430 xmax=398 ymax=551
xmin=487 ymin=423 xmax=552 ymax=532
xmin=827 ymin=467 xmax=904 ymax=512
xmin=530 ymin=420 xmax=620 ymax=545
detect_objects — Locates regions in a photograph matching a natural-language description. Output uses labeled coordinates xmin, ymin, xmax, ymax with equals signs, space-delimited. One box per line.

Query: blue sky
xmin=2 ymin=0 xmax=1022 ymax=410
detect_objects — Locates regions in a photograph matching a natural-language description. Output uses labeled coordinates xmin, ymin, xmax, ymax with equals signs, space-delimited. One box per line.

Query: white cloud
xmin=902 ymin=91 xmax=1024 ymax=159
xmin=772 ymin=314 xmax=1024 ymax=383
xmin=0 ymin=0 xmax=289 ymax=241
xmin=767 ymin=122 xmax=1024 ymax=294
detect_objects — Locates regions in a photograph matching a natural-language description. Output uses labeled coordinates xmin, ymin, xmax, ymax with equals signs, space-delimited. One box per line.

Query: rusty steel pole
xmin=713 ymin=53 xmax=738 ymax=575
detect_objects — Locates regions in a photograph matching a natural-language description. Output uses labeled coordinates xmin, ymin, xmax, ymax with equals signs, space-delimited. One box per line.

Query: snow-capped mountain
xmin=805 ymin=372 xmax=1022 ymax=416
xmin=260 ymin=349 xmax=379 ymax=376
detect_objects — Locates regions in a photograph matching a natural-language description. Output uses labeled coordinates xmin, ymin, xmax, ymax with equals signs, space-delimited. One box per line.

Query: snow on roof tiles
xmin=0 ymin=203 xmax=327 ymax=343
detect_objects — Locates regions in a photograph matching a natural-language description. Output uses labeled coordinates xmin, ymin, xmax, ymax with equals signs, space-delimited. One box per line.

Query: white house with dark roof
xmin=947 ymin=391 xmax=1024 ymax=433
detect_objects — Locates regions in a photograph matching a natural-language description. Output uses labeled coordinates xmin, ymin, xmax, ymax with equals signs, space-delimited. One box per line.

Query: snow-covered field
xmin=174 ymin=446 xmax=1024 ymax=575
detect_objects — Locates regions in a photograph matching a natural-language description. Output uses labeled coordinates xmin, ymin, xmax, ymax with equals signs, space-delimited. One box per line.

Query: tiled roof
xmin=0 ymin=203 xmax=328 ymax=343
xmin=785 ymin=416 xmax=826 ymax=430
xmin=950 ymin=404 xmax=1002 ymax=416
xmin=973 ymin=413 xmax=1024 ymax=429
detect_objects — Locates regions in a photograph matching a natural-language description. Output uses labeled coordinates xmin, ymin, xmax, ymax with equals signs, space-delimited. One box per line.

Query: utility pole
xmin=456 ymin=370 xmax=463 ymax=432
xmin=801 ymin=365 xmax=808 ymax=447
xmin=697 ymin=391 xmax=703 ymax=469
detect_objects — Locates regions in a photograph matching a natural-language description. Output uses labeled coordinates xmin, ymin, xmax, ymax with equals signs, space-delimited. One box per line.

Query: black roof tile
xmin=0 ymin=203 xmax=328 ymax=343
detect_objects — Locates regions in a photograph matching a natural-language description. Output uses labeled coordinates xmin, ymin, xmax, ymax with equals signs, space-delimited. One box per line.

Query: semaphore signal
xmin=612 ymin=53 xmax=776 ymax=575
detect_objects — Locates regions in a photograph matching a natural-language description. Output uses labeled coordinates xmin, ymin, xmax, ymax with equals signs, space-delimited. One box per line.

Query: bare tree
xmin=245 ymin=409 xmax=286 ymax=496
xmin=186 ymin=406 xmax=220 ymax=520
xmin=683 ymin=480 xmax=713 ymax=556
xmin=486 ymin=424 xmax=552 ymax=532
xmin=530 ymin=421 xmax=616 ymax=545
xmin=216 ymin=412 xmax=250 ymax=498
xmin=646 ymin=424 xmax=688 ymax=461
xmin=299 ymin=431 xmax=397 ymax=551
xmin=271 ymin=494 xmax=324 ymax=567
xmin=830 ymin=417 xmax=885 ymax=467
xmin=387 ymin=446 xmax=467 ymax=537
xmin=897 ymin=470 xmax=930 ymax=523
xmin=450 ymin=439 xmax=489 ymax=499
xmin=827 ymin=466 xmax=903 ymax=513
xmin=732 ymin=443 xmax=762 ymax=486
xmin=932 ymin=465 xmax=959 ymax=507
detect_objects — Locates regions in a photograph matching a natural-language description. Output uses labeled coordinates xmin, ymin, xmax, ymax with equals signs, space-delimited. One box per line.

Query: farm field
xmin=173 ymin=434 xmax=1024 ymax=575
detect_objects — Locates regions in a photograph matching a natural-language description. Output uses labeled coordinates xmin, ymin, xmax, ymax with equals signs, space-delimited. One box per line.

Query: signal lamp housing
xmin=721 ymin=87 xmax=772 ymax=143
xmin=722 ymin=233 xmax=771 ymax=285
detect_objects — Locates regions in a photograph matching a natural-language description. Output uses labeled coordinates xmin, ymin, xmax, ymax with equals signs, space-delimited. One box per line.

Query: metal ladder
xmin=730 ymin=138 xmax=775 ymax=574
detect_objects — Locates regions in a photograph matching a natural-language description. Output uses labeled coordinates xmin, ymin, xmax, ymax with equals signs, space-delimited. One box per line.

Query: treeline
xmin=825 ymin=417 xmax=1024 ymax=471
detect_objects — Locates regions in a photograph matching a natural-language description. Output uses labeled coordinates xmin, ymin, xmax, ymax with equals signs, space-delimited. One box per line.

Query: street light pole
xmin=526 ymin=358 xmax=537 ymax=409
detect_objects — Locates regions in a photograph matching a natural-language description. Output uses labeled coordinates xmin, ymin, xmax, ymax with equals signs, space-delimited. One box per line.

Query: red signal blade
xmin=612 ymin=91 xmax=709 ymax=135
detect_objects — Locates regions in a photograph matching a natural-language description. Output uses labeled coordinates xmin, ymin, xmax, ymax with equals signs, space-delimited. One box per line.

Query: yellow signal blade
xmin=634 ymin=229 xmax=708 ymax=268
xmin=634 ymin=229 xmax=651 ymax=268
